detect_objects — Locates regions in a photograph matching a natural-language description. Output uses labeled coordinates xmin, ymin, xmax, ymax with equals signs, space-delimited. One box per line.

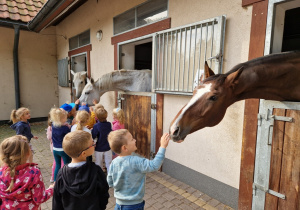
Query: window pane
xmin=114 ymin=8 xmax=135 ymax=34
xmin=69 ymin=36 xmax=78 ymax=50
xmin=79 ymin=30 xmax=90 ymax=46
xmin=137 ymin=0 xmax=168 ymax=27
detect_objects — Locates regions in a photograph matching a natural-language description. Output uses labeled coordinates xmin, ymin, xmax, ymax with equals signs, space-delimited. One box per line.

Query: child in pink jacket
xmin=0 ymin=135 xmax=54 ymax=209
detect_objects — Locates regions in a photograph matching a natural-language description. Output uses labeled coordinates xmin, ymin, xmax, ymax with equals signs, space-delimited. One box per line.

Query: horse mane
xmin=203 ymin=51 xmax=300 ymax=85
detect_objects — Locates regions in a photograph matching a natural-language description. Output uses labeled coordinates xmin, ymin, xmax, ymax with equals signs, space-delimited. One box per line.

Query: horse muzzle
xmin=169 ymin=125 xmax=188 ymax=143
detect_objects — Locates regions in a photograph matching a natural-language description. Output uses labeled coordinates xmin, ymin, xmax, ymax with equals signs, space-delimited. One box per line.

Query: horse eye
xmin=81 ymin=81 xmax=83 ymax=84
xmin=209 ymin=96 xmax=217 ymax=101
xmin=85 ymin=91 xmax=90 ymax=95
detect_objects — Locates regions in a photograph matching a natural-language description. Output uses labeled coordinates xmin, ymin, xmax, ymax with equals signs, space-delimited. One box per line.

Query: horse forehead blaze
xmin=170 ymin=83 xmax=212 ymax=132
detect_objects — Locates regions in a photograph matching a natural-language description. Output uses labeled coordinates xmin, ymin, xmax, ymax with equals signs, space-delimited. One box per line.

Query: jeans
xmin=114 ymin=201 xmax=145 ymax=210
xmin=53 ymin=150 xmax=71 ymax=181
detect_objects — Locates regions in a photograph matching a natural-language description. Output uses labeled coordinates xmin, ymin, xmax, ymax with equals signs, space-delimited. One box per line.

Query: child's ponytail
xmin=10 ymin=110 xmax=17 ymax=124
xmin=0 ymin=135 xmax=30 ymax=192
xmin=75 ymin=111 xmax=90 ymax=130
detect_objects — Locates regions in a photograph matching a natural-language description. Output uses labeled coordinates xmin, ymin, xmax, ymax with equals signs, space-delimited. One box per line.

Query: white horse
xmin=71 ymin=70 xmax=87 ymax=99
xmin=79 ymin=70 xmax=152 ymax=105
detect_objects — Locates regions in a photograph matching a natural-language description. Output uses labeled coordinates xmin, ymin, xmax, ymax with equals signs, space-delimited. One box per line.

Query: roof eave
xmin=28 ymin=0 xmax=87 ymax=33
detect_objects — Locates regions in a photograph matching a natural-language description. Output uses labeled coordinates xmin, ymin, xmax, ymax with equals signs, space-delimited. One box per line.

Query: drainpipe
xmin=13 ymin=25 xmax=20 ymax=109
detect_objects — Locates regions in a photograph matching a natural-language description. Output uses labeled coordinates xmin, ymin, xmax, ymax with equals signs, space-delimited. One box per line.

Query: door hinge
xmin=151 ymin=104 xmax=156 ymax=109
xmin=149 ymin=152 xmax=156 ymax=159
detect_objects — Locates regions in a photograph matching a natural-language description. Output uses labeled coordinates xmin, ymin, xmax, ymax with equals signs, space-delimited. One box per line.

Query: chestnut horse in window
xmin=170 ymin=51 xmax=300 ymax=142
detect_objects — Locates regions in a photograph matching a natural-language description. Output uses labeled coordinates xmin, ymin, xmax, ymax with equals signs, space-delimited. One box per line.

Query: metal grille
xmin=153 ymin=15 xmax=226 ymax=95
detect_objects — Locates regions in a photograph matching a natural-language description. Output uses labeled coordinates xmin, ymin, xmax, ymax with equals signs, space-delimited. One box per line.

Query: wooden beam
xmin=242 ymin=0 xmax=265 ymax=7
xmin=238 ymin=0 xmax=268 ymax=209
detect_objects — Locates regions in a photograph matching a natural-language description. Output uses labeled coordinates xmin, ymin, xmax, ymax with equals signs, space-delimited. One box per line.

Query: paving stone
xmin=208 ymin=198 xmax=221 ymax=207
xmin=201 ymin=194 xmax=213 ymax=202
xmin=203 ymin=203 xmax=218 ymax=210
xmin=179 ymin=203 xmax=192 ymax=209
xmin=152 ymin=201 xmax=165 ymax=209
xmin=163 ymin=200 xmax=175 ymax=208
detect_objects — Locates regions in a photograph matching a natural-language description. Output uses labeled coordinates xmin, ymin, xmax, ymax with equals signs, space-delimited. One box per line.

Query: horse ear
xmin=87 ymin=77 xmax=92 ymax=84
xmin=226 ymin=66 xmax=243 ymax=86
xmin=71 ymin=70 xmax=75 ymax=75
xmin=204 ymin=61 xmax=215 ymax=79
xmin=80 ymin=71 xmax=87 ymax=76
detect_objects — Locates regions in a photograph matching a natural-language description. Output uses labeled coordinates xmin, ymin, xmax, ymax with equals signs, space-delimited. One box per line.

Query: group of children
xmin=0 ymin=103 xmax=171 ymax=210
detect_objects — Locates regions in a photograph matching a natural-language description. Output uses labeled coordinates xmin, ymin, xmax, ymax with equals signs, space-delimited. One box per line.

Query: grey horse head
xmin=71 ymin=70 xmax=87 ymax=99
xmin=79 ymin=77 xmax=100 ymax=106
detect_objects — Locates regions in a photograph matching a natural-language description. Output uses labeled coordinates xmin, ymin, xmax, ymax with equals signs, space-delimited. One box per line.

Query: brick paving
xmin=0 ymin=122 xmax=234 ymax=210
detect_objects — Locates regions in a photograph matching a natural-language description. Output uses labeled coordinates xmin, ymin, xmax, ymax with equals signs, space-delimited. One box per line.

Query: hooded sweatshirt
xmin=0 ymin=163 xmax=53 ymax=210
xmin=52 ymin=160 xmax=109 ymax=210
xmin=10 ymin=121 xmax=34 ymax=142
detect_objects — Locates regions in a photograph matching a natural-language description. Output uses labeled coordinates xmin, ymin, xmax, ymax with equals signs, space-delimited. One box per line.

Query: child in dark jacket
xmin=53 ymin=130 xmax=109 ymax=210
xmin=10 ymin=107 xmax=38 ymax=142
xmin=49 ymin=108 xmax=71 ymax=181
xmin=10 ymin=107 xmax=38 ymax=162
xmin=92 ymin=108 xmax=112 ymax=172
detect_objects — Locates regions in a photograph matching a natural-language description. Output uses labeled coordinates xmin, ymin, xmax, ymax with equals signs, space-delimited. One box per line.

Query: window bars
xmin=153 ymin=15 xmax=226 ymax=95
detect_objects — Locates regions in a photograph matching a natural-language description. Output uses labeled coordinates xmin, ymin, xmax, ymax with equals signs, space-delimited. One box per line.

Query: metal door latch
xmin=253 ymin=183 xmax=285 ymax=199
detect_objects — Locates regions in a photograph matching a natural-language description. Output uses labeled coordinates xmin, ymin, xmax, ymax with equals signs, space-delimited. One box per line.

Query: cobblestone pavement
xmin=0 ymin=122 xmax=234 ymax=210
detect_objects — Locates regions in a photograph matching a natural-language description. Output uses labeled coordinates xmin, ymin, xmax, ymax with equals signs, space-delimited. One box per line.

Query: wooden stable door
xmin=120 ymin=93 xmax=154 ymax=159
xmin=252 ymin=100 xmax=300 ymax=210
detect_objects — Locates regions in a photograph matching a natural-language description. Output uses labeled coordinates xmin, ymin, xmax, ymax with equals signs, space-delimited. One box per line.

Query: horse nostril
xmin=172 ymin=126 xmax=180 ymax=137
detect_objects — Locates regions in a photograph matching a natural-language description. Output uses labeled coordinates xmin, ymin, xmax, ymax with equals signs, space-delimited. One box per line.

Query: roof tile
xmin=0 ymin=0 xmax=47 ymax=23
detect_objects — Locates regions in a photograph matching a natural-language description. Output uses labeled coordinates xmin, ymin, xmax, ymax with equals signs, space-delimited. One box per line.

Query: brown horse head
xmin=170 ymin=62 xmax=243 ymax=142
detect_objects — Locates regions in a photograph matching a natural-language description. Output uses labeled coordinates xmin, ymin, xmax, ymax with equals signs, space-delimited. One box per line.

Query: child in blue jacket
xmin=107 ymin=129 xmax=170 ymax=210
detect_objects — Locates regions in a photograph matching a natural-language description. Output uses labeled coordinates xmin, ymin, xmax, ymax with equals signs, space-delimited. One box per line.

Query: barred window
xmin=153 ymin=16 xmax=226 ymax=95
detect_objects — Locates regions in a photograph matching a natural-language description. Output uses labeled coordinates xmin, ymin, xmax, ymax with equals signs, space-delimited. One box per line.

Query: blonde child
xmin=46 ymin=114 xmax=64 ymax=183
xmin=112 ymin=107 xmax=125 ymax=131
xmin=10 ymin=107 xmax=38 ymax=142
xmin=50 ymin=108 xmax=71 ymax=181
xmin=112 ymin=107 xmax=125 ymax=159
xmin=92 ymin=108 xmax=112 ymax=172
xmin=52 ymin=131 xmax=109 ymax=209
xmin=107 ymin=130 xmax=170 ymax=209
xmin=0 ymin=135 xmax=54 ymax=209
xmin=78 ymin=105 xmax=96 ymax=129
xmin=71 ymin=110 xmax=91 ymax=133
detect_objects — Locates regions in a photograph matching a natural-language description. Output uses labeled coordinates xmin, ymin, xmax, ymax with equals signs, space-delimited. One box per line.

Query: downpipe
xmin=13 ymin=25 xmax=20 ymax=109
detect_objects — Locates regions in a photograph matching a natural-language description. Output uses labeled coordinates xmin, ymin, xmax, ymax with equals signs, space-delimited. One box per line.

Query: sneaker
xmin=50 ymin=179 xmax=54 ymax=183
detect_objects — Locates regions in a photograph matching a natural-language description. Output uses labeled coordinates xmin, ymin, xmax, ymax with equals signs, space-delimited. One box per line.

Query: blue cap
xmin=78 ymin=105 xmax=90 ymax=113
xmin=69 ymin=103 xmax=76 ymax=109
xmin=60 ymin=103 xmax=72 ymax=113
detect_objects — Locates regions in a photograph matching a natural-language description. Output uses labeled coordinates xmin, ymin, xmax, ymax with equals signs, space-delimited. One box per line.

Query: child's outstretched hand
xmin=33 ymin=136 xmax=38 ymax=140
xmin=93 ymin=99 xmax=98 ymax=105
xmin=160 ymin=133 xmax=170 ymax=149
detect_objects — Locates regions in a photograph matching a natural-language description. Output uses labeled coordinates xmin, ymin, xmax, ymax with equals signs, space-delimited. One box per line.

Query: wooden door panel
xmin=278 ymin=109 xmax=300 ymax=210
xmin=122 ymin=94 xmax=151 ymax=158
xmin=266 ymin=109 xmax=286 ymax=210
xmin=266 ymin=109 xmax=300 ymax=210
